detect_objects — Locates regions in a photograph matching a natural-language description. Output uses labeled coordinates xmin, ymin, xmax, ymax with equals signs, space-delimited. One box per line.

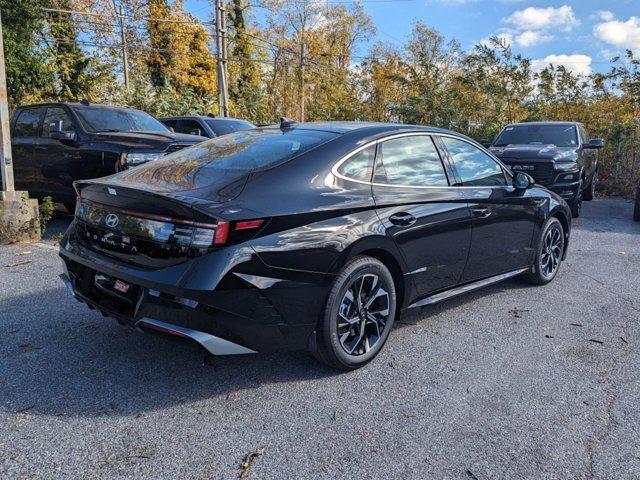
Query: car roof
xmin=504 ymin=121 xmax=580 ymax=127
xmin=260 ymin=121 xmax=462 ymax=136
xmin=159 ymin=115 xmax=253 ymax=122
xmin=17 ymin=102 xmax=146 ymax=111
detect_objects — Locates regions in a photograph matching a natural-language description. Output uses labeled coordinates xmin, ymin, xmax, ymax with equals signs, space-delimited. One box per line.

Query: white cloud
xmin=531 ymin=54 xmax=593 ymax=76
xmin=594 ymin=15 xmax=640 ymax=53
xmin=516 ymin=30 xmax=552 ymax=47
xmin=596 ymin=11 xmax=615 ymax=22
xmin=504 ymin=5 xmax=580 ymax=32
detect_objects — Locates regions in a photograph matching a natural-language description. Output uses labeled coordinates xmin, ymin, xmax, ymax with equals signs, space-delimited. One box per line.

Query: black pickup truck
xmin=486 ymin=121 xmax=603 ymax=217
xmin=10 ymin=102 xmax=205 ymax=212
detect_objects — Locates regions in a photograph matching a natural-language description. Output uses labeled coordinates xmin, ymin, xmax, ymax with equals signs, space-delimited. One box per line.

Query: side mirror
xmin=513 ymin=171 xmax=534 ymax=189
xmin=190 ymin=128 xmax=202 ymax=137
xmin=479 ymin=139 xmax=492 ymax=148
xmin=168 ymin=127 xmax=175 ymax=133
xmin=584 ymin=138 xmax=604 ymax=149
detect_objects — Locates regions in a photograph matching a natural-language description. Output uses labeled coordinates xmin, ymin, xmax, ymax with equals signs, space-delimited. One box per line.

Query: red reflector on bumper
xmin=235 ymin=219 xmax=264 ymax=231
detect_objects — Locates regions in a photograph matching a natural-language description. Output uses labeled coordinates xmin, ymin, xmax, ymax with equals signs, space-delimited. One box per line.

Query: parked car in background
xmin=485 ymin=121 xmax=603 ymax=218
xmin=60 ymin=120 xmax=571 ymax=370
xmin=11 ymin=101 xmax=206 ymax=212
xmin=159 ymin=115 xmax=255 ymax=138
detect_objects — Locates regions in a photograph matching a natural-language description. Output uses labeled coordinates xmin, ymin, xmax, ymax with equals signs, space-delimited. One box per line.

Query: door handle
xmin=389 ymin=212 xmax=417 ymax=227
xmin=35 ymin=146 xmax=47 ymax=150
xmin=472 ymin=207 xmax=492 ymax=218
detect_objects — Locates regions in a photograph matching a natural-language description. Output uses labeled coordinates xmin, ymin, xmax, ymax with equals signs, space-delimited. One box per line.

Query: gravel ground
xmin=1 ymin=199 xmax=639 ymax=479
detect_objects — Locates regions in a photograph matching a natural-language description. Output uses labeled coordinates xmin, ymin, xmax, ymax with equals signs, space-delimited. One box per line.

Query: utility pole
xmin=299 ymin=34 xmax=305 ymax=122
xmin=0 ymin=10 xmax=13 ymax=194
xmin=214 ymin=0 xmax=229 ymax=117
xmin=0 ymin=10 xmax=40 ymax=243
xmin=117 ymin=4 xmax=130 ymax=90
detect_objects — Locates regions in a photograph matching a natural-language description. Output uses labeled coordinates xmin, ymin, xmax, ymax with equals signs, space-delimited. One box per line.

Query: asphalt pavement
xmin=1 ymin=199 xmax=639 ymax=479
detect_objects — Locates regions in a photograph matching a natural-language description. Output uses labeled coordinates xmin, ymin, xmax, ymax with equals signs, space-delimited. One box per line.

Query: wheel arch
xmin=329 ymin=236 xmax=412 ymax=311
xmin=550 ymin=208 xmax=571 ymax=260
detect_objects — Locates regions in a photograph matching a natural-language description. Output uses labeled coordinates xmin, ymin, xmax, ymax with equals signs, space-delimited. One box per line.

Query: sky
xmin=182 ymin=0 xmax=640 ymax=75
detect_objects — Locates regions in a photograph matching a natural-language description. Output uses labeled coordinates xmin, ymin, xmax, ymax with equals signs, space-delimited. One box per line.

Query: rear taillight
xmin=75 ymin=199 xmax=230 ymax=254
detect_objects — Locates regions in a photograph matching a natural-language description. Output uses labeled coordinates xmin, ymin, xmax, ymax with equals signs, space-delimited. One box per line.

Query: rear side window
xmin=42 ymin=107 xmax=75 ymax=137
xmin=336 ymin=145 xmax=375 ymax=182
xmin=442 ymin=137 xmax=507 ymax=187
xmin=13 ymin=107 xmax=44 ymax=137
xmin=178 ymin=119 xmax=204 ymax=136
xmin=374 ymin=135 xmax=448 ymax=187
xmin=206 ymin=119 xmax=255 ymax=136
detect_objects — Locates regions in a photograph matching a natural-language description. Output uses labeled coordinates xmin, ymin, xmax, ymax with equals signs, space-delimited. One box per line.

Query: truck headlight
xmin=554 ymin=163 xmax=579 ymax=172
xmin=123 ymin=152 xmax=162 ymax=166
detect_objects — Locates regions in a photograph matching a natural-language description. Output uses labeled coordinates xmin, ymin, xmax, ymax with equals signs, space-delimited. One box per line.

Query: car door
xmin=372 ymin=134 xmax=472 ymax=296
xmin=36 ymin=106 xmax=81 ymax=203
xmin=11 ymin=107 xmax=45 ymax=196
xmin=578 ymin=124 xmax=596 ymax=181
xmin=439 ymin=135 xmax=540 ymax=282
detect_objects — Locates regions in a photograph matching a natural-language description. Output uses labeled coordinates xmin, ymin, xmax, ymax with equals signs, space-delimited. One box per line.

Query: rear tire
xmin=310 ymin=256 xmax=396 ymax=370
xmin=523 ymin=217 xmax=565 ymax=285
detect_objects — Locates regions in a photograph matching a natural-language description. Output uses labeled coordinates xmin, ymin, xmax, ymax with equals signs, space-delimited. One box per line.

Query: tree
xmin=227 ymin=0 xmax=269 ymax=122
xmin=0 ymin=0 xmax=53 ymax=107
xmin=45 ymin=1 xmax=110 ymax=101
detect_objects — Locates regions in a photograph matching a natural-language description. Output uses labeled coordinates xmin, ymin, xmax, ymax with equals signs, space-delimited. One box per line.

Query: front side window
xmin=205 ymin=119 xmax=255 ymax=136
xmin=73 ymin=106 xmax=170 ymax=133
xmin=374 ymin=135 xmax=448 ymax=187
xmin=42 ymin=107 xmax=75 ymax=138
xmin=442 ymin=137 xmax=507 ymax=187
xmin=13 ymin=107 xmax=44 ymax=137
xmin=336 ymin=145 xmax=375 ymax=182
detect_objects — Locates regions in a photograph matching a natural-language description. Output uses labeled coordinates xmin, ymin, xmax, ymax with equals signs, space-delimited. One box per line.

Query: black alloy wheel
xmin=311 ymin=256 xmax=396 ymax=370
xmin=523 ymin=217 xmax=565 ymax=285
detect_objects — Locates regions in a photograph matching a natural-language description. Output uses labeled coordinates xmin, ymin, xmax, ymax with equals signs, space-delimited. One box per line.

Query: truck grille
xmin=502 ymin=160 xmax=557 ymax=186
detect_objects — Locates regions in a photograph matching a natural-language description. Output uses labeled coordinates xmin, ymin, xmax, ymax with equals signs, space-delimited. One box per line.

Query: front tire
xmin=570 ymin=182 xmax=582 ymax=218
xmin=311 ymin=256 xmax=396 ymax=370
xmin=634 ymin=187 xmax=640 ymax=222
xmin=523 ymin=217 xmax=565 ymax=285
xmin=583 ymin=172 xmax=596 ymax=201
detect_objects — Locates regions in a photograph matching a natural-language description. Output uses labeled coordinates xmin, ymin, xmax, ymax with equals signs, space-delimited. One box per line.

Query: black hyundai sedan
xmin=59 ymin=121 xmax=571 ymax=370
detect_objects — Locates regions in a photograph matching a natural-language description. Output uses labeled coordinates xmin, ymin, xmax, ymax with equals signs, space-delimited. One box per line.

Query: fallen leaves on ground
xmin=238 ymin=446 xmax=267 ymax=478
xmin=4 ymin=260 xmax=32 ymax=268
xmin=509 ymin=308 xmax=530 ymax=318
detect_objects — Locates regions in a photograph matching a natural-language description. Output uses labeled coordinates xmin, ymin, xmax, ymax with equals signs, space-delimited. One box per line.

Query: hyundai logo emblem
xmin=105 ymin=213 xmax=120 ymax=228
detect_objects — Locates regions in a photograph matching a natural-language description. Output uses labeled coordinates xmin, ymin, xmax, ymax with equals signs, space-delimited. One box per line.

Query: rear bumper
xmin=59 ymin=223 xmax=329 ymax=354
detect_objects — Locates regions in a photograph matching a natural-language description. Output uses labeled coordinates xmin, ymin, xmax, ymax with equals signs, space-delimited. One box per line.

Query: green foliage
xmin=38 ymin=196 xmax=55 ymax=234
xmin=0 ymin=0 xmax=53 ymax=107
xmin=118 ymin=77 xmax=213 ymax=117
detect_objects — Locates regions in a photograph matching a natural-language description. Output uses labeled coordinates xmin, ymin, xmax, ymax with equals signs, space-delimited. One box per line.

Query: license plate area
xmin=94 ymin=273 xmax=138 ymax=305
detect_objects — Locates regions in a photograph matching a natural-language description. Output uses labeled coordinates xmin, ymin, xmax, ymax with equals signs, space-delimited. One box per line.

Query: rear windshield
xmin=157 ymin=128 xmax=337 ymax=171
xmin=206 ymin=119 xmax=255 ymax=136
xmin=111 ymin=128 xmax=339 ymax=192
xmin=494 ymin=124 xmax=577 ymax=147
xmin=73 ymin=106 xmax=170 ymax=133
